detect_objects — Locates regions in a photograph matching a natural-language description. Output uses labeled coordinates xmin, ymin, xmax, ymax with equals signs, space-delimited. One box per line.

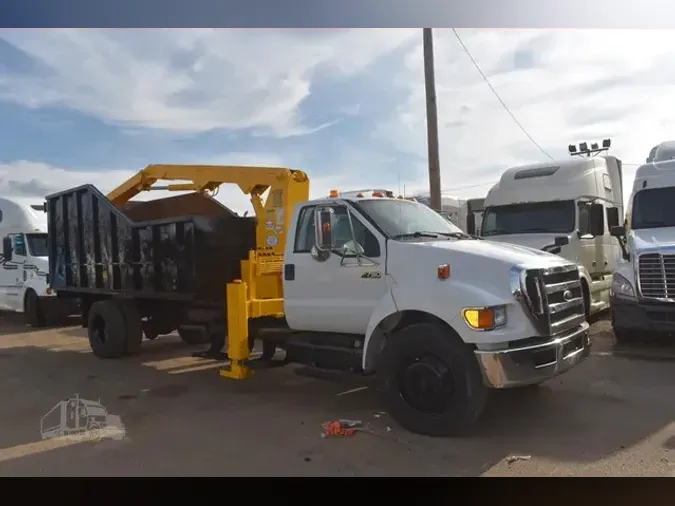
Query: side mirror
xmin=589 ymin=203 xmax=605 ymax=236
xmin=606 ymin=207 xmax=620 ymax=229
xmin=610 ymin=225 xmax=626 ymax=238
xmin=2 ymin=236 xmax=12 ymax=262
xmin=314 ymin=207 xmax=336 ymax=252
xmin=554 ymin=236 xmax=569 ymax=247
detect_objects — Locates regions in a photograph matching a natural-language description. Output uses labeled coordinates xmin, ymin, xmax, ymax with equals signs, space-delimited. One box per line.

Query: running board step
xmin=284 ymin=339 xmax=363 ymax=373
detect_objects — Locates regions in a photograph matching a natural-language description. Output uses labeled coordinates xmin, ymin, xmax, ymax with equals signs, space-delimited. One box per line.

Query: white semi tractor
xmin=480 ymin=147 xmax=624 ymax=319
xmin=0 ymin=196 xmax=77 ymax=326
xmin=610 ymin=141 xmax=675 ymax=341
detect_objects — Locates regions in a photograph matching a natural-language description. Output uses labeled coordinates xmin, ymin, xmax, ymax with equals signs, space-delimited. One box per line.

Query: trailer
xmin=47 ymin=164 xmax=590 ymax=436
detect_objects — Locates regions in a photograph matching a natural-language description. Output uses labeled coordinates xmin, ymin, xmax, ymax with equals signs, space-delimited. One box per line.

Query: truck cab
xmin=479 ymin=155 xmax=624 ymax=318
xmin=0 ymin=196 xmax=75 ymax=326
xmin=610 ymin=141 xmax=675 ymax=341
xmin=282 ymin=193 xmax=590 ymax=435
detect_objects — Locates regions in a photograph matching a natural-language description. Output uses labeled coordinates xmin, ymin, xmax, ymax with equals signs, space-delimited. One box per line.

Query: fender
xmin=361 ymin=280 xmax=516 ymax=372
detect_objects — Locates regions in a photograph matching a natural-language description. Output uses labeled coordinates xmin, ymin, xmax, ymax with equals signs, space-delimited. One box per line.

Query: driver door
xmin=0 ymin=234 xmax=26 ymax=311
xmin=283 ymin=203 xmax=387 ymax=335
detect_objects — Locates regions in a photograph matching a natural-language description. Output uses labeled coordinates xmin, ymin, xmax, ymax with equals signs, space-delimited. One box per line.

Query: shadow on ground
xmin=0 ymin=319 xmax=672 ymax=476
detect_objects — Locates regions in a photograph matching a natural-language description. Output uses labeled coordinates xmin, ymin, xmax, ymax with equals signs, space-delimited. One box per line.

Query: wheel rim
xmin=398 ymin=354 xmax=455 ymax=414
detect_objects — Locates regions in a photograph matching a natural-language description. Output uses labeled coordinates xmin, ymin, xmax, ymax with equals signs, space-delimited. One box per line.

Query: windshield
xmin=356 ymin=199 xmax=465 ymax=240
xmin=27 ymin=233 xmax=48 ymax=257
xmin=481 ymin=200 xmax=576 ymax=236
xmin=632 ymin=187 xmax=675 ymax=229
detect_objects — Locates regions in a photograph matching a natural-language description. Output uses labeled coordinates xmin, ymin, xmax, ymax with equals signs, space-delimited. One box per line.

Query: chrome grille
xmin=637 ymin=253 xmax=675 ymax=299
xmin=519 ymin=264 xmax=586 ymax=335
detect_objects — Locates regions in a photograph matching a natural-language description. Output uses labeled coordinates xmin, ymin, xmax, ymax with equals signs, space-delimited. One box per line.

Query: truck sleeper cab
xmin=47 ymin=165 xmax=590 ymax=437
xmin=610 ymin=142 xmax=675 ymax=341
xmin=0 ymin=196 xmax=77 ymax=326
xmin=480 ymin=155 xmax=624 ymax=318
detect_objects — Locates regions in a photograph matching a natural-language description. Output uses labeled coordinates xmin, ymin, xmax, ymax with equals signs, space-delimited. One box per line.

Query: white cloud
xmin=377 ymin=29 xmax=675 ymax=204
xmin=0 ymin=29 xmax=415 ymax=136
xmin=2 ymin=29 xmax=675 ymax=209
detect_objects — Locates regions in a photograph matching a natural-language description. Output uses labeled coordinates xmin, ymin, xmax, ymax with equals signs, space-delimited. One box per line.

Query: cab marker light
xmin=437 ymin=264 xmax=450 ymax=280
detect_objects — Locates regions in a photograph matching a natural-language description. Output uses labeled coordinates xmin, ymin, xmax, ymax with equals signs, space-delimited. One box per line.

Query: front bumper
xmin=611 ymin=295 xmax=675 ymax=333
xmin=474 ymin=322 xmax=590 ymax=389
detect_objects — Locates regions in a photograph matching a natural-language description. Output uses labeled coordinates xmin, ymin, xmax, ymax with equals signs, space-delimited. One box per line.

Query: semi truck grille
xmin=522 ymin=264 xmax=586 ymax=335
xmin=638 ymin=253 xmax=675 ymax=299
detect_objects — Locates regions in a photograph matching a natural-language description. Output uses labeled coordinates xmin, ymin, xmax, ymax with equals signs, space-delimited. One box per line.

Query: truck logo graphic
xmin=40 ymin=394 xmax=126 ymax=442
xmin=563 ymin=290 xmax=573 ymax=302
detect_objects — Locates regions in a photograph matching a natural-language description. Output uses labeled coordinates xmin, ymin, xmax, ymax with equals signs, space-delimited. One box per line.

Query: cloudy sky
xmin=0 ymin=28 xmax=672 ymax=213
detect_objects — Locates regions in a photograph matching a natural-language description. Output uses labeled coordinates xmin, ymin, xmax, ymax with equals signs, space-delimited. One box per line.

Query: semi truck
xmin=610 ymin=141 xmax=675 ymax=342
xmin=480 ymin=151 xmax=624 ymax=318
xmin=45 ymin=164 xmax=590 ymax=436
xmin=0 ymin=196 xmax=77 ymax=326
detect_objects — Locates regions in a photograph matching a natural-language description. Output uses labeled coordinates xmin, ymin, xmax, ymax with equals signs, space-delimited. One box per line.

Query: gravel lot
xmin=0 ymin=314 xmax=673 ymax=476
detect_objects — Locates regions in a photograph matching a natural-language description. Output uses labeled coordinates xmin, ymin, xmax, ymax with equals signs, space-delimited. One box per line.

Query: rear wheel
xmin=119 ymin=303 xmax=143 ymax=356
xmin=378 ymin=322 xmax=488 ymax=437
xmin=87 ymin=300 xmax=128 ymax=359
xmin=25 ymin=290 xmax=47 ymax=328
xmin=178 ymin=327 xmax=211 ymax=345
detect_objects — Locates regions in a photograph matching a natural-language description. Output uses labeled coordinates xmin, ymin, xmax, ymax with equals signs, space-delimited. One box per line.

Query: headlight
xmin=463 ymin=305 xmax=507 ymax=331
xmin=611 ymin=273 xmax=635 ymax=298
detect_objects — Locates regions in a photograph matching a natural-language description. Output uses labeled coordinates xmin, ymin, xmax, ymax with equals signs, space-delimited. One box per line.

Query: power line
xmin=451 ymin=29 xmax=555 ymax=162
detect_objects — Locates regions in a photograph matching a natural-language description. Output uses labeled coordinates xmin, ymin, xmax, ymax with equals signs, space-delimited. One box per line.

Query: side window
xmin=578 ymin=204 xmax=590 ymax=235
xmin=294 ymin=206 xmax=317 ymax=253
xmin=292 ymin=204 xmax=381 ymax=257
xmin=13 ymin=234 xmax=26 ymax=257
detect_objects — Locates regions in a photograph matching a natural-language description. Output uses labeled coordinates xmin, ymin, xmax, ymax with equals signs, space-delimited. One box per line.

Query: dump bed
xmin=46 ymin=184 xmax=256 ymax=305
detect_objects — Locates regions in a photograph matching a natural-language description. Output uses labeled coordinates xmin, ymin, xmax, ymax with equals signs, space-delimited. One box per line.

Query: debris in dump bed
xmin=506 ymin=455 xmax=531 ymax=464
xmin=335 ymin=386 xmax=368 ymax=396
xmin=321 ymin=419 xmax=365 ymax=438
xmin=373 ymin=411 xmax=386 ymax=418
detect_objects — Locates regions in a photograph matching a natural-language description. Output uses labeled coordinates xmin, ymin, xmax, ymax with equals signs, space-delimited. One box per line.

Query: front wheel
xmin=378 ymin=322 xmax=488 ymax=437
xmin=25 ymin=290 xmax=47 ymax=327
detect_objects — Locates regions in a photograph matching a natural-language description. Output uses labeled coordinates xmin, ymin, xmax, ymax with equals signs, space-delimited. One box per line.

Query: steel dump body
xmin=46 ymin=184 xmax=256 ymax=306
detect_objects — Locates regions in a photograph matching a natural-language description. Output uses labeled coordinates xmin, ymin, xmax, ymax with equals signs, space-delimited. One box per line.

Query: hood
xmin=409 ymin=237 xmax=568 ymax=268
xmin=482 ymin=233 xmax=567 ymax=252
xmin=632 ymin=228 xmax=675 ymax=252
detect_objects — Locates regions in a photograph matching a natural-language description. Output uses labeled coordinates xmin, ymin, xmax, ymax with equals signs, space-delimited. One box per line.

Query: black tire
xmin=87 ymin=300 xmax=128 ymax=359
xmin=378 ymin=322 xmax=488 ymax=437
xmin=260 ymin=340 xmax=276 ymax=360
xmin=119 ymin=303 xmax=143 ymax=356
xmin=25 ymin=290 xmax=47 ymax=328
xmin=178 ymin=327 xmax=211 ymax=345
xmin=581 ymin=281 xmax=591 ymax=320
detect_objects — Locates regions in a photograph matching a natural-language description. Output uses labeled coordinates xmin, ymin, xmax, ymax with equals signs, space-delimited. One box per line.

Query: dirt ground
xmin=0 ymin=314 xmax=673 ymax=476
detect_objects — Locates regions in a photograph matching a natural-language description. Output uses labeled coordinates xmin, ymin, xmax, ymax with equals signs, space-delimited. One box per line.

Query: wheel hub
xmin=399 ymin=355 xmax=454 ymax=414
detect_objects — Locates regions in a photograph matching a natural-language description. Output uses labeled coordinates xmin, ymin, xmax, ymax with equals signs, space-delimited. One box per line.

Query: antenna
xmin=568 ymin=138 xmax=611 ymax=158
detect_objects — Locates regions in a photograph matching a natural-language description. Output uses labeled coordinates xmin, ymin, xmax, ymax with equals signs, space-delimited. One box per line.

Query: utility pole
xmin=423 ymin=28 xmax=442 ymax=212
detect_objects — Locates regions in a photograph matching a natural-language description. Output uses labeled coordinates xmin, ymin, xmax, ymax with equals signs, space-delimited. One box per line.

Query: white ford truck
xmin=48 ymin=165 xmax=591 ymax=437
xmin=283 ymin=193 xmax=590 ymax=435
